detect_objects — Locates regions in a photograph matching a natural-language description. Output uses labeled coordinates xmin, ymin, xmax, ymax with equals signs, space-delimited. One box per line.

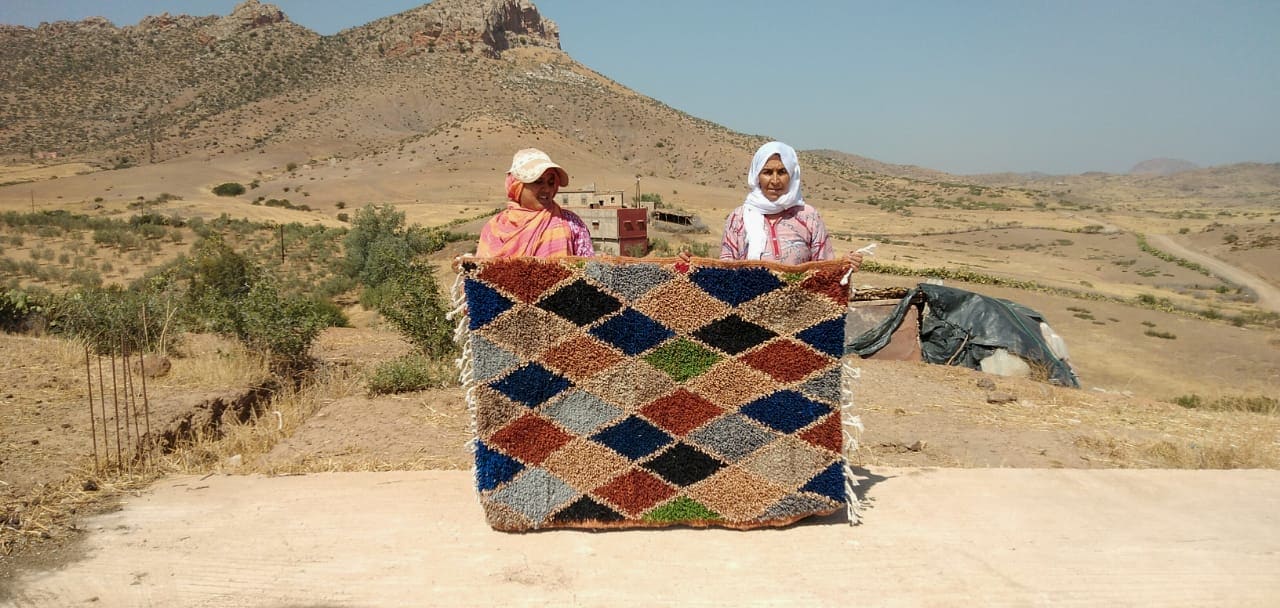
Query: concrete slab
xmin=7 ymin=468 xmax=1280 ymax=607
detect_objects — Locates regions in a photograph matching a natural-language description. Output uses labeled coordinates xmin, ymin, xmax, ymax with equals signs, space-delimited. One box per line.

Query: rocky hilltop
xmin=342 ymin=0 xmax=560 ymax=58
xmin=0 ymin=0 xmax=581 ymax=162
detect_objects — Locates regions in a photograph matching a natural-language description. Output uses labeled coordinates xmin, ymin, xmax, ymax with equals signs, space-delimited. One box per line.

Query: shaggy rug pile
xmin=453 ymin=257 xmax=856 ymax=531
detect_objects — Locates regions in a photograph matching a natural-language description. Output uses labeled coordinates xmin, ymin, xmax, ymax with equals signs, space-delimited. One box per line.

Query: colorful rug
xmin=452 ymin=257 xmax=858 ymax=531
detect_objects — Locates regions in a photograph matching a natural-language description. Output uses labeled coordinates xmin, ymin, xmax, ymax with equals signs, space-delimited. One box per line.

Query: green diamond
xmin=644 ymin=496 xmax=721 ymax=522
xmin=643 ymin=338 xmax=722 ymax=383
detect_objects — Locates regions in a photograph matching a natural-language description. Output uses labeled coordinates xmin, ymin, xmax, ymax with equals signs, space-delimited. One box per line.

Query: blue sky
xmin=3 ymin=0 xmax=1277 ymax=175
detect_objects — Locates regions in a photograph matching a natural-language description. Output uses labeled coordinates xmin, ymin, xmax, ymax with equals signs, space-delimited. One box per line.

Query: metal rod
xmin=110 ymin=351 xmax=122 ymax=467
xmin=139 ymin=347 xmax=152 ymax=464
xmin=84 ymin=346 xmax=99 ymax=472
xmin=97 ymin=355 xmax=109 ymax=468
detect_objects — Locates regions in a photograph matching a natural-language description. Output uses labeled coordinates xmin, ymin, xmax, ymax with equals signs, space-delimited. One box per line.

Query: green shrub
xmin=213 ymin=182 xmax=246 ymax=197
xmin=372 ymin=261 xmax=456 ymax=358
xmin=367 ymin=354 xmax=449 ymax=395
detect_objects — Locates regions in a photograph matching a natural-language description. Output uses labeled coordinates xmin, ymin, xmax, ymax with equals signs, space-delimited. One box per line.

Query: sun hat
xmin=508 ymin=148 xmax=569 ymax=186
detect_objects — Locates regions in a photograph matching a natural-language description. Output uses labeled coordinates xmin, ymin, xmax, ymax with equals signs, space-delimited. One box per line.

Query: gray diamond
xmin=585 ymin=261 xmax=672 ymax=302
xmin=798 ymin=367 xmax=841 ymax=404
xmin=541 ymin=390 xmax=623 ymax=434
xmin=688 ymin=414 xmax=779 ymax=462
xmin=471 ymin=335 xmax=522 ymax=382
xmin=491 ymin=467 xmax=579 ymax=525
xmin=759 ymin=492 xmax=839 ymax=521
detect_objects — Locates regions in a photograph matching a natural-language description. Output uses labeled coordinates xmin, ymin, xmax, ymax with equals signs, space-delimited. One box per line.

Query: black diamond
xmin=553 ymin=496 xmax=625 ymax=523
xmin=692 ymin=314 xmax=777 ymax=355
xmin=643 ymin=443 xmax=725 ymax=487
xmin=537 ymin=279 xmax=622 ymax=326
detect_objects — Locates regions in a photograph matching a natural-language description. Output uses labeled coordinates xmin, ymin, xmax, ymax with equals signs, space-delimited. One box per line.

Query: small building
xmin=571 ymin=207 xmax=649 ymax=257
xmin=559 ymin=187 xmax=627 ymax=208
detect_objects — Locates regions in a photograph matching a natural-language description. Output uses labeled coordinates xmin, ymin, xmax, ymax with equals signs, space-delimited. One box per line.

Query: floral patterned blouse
xmin=719 ymin=204 xmax=833 ymax=264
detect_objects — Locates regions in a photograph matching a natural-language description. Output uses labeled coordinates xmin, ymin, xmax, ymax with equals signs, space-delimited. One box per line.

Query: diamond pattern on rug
xmin=593 ymin=469 xmax=677 ymax=517
xmin=689 ymin=266 xmax=784 ymax=306
xmin=541 ymin=438 xmax=632 ymax=492
xmin=539 ymin=335 xmax=626 ymax=382
xmin=473 ymin=386 xmax=528 ymax=438
xmin=632 ymin=279 xmax=730 ymax=333
xmin=639 ymin=389 xmax=724 ymax=436
xmin=740 ymin=436 xmax=834 ymax=486
xmin=738 ymin=284 xmax=846 ymax=336
xmin=798 ymin=367 xmax=841 ymax=404
xmin=470 ymin=335 xmax=523 ymax=383
xmin=478 ymin=258 xmax=572 ymax=303
xmin=739 ymin=339 xmax=832 ymax=383
xmin=491 ymin=467 xmax=578 ymax=524
xmin=591 ymin=415 xmax=673 ymax=460
xmin=687 ymin=468 xmax=789 ymax=522
xmin=463 ymin=279 xmax=514 ymax=330
xmin=687 ymin=414 xmax=780 ymax=462
xmin=459 ymin=258 xmax=852 ymax=531
xmin=541 ymin=390 xmax=622 ymax=435
xmin=642 ymin=443 xmax=726 ymax=487
xmin=740 ymin=390 xmax=831 ymax=434
xmin=691 ymin=314 xmax=777 ymax=356
xmin=581 ymin=360 xmax=675 ymax=410
xmin=584 ymin=261 xmax=672 ymax=302
xmin=684 ymin=359 xmax=775 ymax=409
xmin=478 ymin=305 xmax=578 ymax=360
xmin=475 ymin=440 xmax=525 ymax=492
xmin=796 ymin=317 xmax=847 ymax=358
xmin=642 ymin=338 xmax=722 ymax=383
xmin=799 ymin=413 xmax=843 ymax=454
xmin=488 ymin=413 xmax=572 ymax=465
xmin=554 ymin=496 xmax=626 ymax=525
xmin=489 ymin=363 xmax=571 ymax=409
xmin=588 ymin=308 xmax=673 ymax=356
xmin=644 ymin=496 xmax=721 ymax=523
xmin=537 ymin=279 xmax=622 ymax=326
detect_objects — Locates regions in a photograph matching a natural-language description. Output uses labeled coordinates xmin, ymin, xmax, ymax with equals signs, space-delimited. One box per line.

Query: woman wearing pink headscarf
xmin=717 ymin=141 xmax=861 ymax=269
xmin=476 ymin=148 xmax=594 ymax=258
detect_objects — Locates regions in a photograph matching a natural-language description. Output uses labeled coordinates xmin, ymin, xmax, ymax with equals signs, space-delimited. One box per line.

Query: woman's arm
xmin=563 ymin=211 xmax=595 ymax=256
xmin=720 ymin=207 xmax=746 ymax=260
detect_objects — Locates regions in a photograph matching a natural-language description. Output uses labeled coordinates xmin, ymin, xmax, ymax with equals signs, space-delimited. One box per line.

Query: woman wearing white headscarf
xmin=717 ymin=141 xmax=861 ymax=268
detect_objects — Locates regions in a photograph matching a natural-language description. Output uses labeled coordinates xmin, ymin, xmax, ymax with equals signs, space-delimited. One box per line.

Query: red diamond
xmin=799 ymin=413 xmax=843 ymax=453
xmin=640 ymin=390 xmax=724 ymax=436
xmin=593 ymin=470 xmax=676 ymax=516
xmin=740 ymin=340 xmax=832 ymax=383
xmin=478 ymin=259 xmax=571 ymax=303
xmin=488 ymin=414 xmax=572 ymax=465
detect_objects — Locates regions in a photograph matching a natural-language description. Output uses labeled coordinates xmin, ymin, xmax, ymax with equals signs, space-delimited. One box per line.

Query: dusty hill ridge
xmin=340 ymin=0 xmax=561 ymax=58
xmin=0 ymin=0 xmax=563 ymax=158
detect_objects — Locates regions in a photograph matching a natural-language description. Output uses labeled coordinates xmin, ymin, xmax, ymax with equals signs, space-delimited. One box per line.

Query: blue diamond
xmin=475 ymin=441 xmax=524 ymax=492
xmin=589 ymin=309 xmax=673 ymax=356
xmin=490 ymin=363 xmax=571 ymax=408
xmin=802 ymin=462 xmax=846 ymax=503
xmin=689 ymin=267 xmax=783 ymax=306
xmin=464 ymin=279 xmax=514 ymax=330
xmin=797 ymin=317 xmax=846 ymax=357
xmin=591 ymin=415 xmax=672 ymax=460
xmin=740 ymin=390 xmax=831 ymax=434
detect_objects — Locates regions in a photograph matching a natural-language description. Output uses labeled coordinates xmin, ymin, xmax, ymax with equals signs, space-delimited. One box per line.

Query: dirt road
xmin=1148 ymin=233 xmax=1280 ymax=313
xmin=7 ymin=468 xmax=1280 ymax=607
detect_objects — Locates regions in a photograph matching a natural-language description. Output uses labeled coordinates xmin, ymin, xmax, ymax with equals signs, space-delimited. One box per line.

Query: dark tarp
xmin=846 ymin=283 xmax=1079 ymax=387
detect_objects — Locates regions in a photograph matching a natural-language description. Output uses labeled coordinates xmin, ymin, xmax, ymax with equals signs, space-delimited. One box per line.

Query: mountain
xmin=1129 ymin=158 xmax=1199 ymax=176
xmin=1 ymin=0 xmax=1271 ymax=213
xmin=0 ymin=0 xmax=765 ymax=189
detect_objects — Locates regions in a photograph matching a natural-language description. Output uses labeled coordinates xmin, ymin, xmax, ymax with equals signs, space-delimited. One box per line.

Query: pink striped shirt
xmin=719 ymin=204 xmax=833 ymax=264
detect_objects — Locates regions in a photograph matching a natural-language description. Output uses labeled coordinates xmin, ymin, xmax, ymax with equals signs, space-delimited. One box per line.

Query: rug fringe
xmin=840 ymin=359 xmax=865 ymax=524
xmin=449 ymin=267 xmax=482 ymax=481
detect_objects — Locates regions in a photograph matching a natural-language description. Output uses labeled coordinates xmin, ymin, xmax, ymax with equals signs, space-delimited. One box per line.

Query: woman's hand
xmin=677 ymin=250 xmax=693 ymax=263
xmin=845 ymin=251 xmax=864 ymax=272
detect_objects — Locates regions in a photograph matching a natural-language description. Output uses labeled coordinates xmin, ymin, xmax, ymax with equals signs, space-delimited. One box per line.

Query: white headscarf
xmin=742 ymin=141 xmax=804 ymax=259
